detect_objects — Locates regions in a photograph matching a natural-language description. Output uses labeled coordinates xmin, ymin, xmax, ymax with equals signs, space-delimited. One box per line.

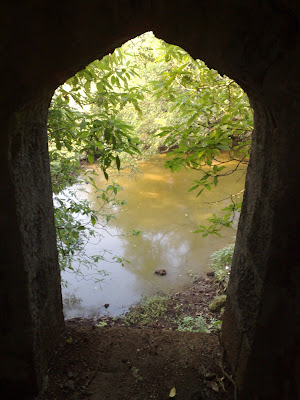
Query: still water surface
xmin=62 ymin=156 xmax=245 ymax=318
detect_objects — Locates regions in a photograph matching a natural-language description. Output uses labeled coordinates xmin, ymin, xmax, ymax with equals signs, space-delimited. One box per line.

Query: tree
xmin=48 ymin=31 xmax=253 ymax=276
xmin=116 ymin=32 xmax=253 ymax=235
xmin=48 ymin=47 xmax=143 ymax=275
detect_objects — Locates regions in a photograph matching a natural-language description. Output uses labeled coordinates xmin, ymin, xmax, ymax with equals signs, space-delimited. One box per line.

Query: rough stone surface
xmin=0 ymin=96 xmax=65 ymax=397
xmin=0 ymin=1 xmax=299 ymax=398
xmin=222 ymin=95 xmax=300 ymax=398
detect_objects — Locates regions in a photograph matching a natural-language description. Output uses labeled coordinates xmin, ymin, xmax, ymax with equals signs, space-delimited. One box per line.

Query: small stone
xmin=154 ymin=269 xmax=167 ymax=275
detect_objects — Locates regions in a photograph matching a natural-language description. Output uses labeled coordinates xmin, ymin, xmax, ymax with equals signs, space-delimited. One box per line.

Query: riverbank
xmin=39 ymin=276 xmax=233 ymax=400
xmin=67 ymin=275 xmax=225 ymax=331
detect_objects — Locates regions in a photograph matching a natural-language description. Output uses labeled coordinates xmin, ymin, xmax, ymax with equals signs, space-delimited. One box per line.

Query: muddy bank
xmin=67 ymin=275 xmax=225 ymax=331
xmin=38 ymin=277 xmax=233 ymax=400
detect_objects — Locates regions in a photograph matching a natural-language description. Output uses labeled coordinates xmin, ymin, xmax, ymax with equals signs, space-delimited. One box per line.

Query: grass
xmin=120 ymin=293 xmax=218 ymax=333
xmin=122 ymin=294 xmax=169 ymax=326
xmin=177 ymin=316 xmax=209 ymax=333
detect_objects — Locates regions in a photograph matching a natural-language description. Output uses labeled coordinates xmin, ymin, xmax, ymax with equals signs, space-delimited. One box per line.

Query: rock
xmin=104 ymin=303 xmax=109 ymax=308
xmin=154 ymin=269 xmax=167 ymax=275
xmin=206 ymin=271 xmax=215 ymax=277
xmin=209 ymin=295 xmax=227 ymax=312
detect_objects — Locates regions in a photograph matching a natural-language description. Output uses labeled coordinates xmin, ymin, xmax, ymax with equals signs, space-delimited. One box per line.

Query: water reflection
xmin=62 ymin=156 xmax=245 ymax=318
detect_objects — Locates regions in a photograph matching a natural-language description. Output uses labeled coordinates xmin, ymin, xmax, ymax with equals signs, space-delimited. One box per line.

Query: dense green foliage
xmin=48 ymin=31 xmax=253 ymax=274
xmin=48 ymin=50 xmax=143 ymax=274
xmin=48 ymin=49 xmax=142 ymax=178
xmin=118 ymin=33 xmax=252 ymax=235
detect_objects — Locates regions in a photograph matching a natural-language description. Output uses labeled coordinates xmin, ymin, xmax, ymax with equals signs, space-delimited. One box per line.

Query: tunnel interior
xmin=0 ymin=1 xmax=299 ymax=399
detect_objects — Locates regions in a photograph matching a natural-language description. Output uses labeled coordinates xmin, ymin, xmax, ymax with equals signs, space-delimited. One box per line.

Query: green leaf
xmin=116 ymin=155 xmax=121 ymax=170
xmin=72 ymin=231 xmax=79 ymax=240
xmin=196 ymin=188 xmax=204 ymax=197
xmin=84 ymin=80 xmax=91 ymax=92
xmin=187 ymin=112 xmax=198 ymax=126
xmin=217 ymin=145 xmax=230 ymax=151
xmin=96 ymin=82 xmax=103 ymax=92
xmin=87 ymin=154 xmax=94 ymax=164
xmin=188 ymin=185 xmax=199 ymax=192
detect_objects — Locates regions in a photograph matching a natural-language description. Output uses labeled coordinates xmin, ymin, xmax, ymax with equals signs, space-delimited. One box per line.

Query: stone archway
xmin=0 ymin=1 xmax=299 ymax=398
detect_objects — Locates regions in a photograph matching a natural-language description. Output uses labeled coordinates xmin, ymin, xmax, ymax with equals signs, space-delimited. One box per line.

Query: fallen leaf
xmin=169 ymin=387 xmax=176 ymax=397
xmin=207 ymin=380 xmax=219 ymax=392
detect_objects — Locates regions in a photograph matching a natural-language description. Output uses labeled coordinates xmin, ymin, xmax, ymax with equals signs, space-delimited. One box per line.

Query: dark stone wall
xmin=0 ymin=0 xmax=299 ymax=398
xmin=220 ymin=14 xmax=300 ymax=396
xmin=0 ymin=94 xmax=65 ymax=397
xmin=222 ymin=97 xmax=300 ymax=398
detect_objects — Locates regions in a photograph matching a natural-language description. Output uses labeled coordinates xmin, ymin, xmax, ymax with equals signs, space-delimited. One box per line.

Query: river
xmin=61 ymin=155 xmax=246 ymax=318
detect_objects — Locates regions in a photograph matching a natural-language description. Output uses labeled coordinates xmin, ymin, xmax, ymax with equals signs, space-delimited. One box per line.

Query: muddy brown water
xmin=61 ymin=155 xmax=246 ymax=318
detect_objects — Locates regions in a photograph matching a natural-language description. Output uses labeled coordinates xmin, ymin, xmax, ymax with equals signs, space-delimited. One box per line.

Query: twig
xmin=200 ymin=189 xmax=245 ymax=204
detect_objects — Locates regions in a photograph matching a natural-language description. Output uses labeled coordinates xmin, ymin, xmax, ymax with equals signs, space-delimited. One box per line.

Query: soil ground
xmin=38 ymin=276 xmax=234 ymax=400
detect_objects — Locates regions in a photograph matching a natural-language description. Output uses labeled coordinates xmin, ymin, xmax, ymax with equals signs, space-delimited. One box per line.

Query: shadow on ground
xmin=39 ymin=324 xmax=233 ymax=400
